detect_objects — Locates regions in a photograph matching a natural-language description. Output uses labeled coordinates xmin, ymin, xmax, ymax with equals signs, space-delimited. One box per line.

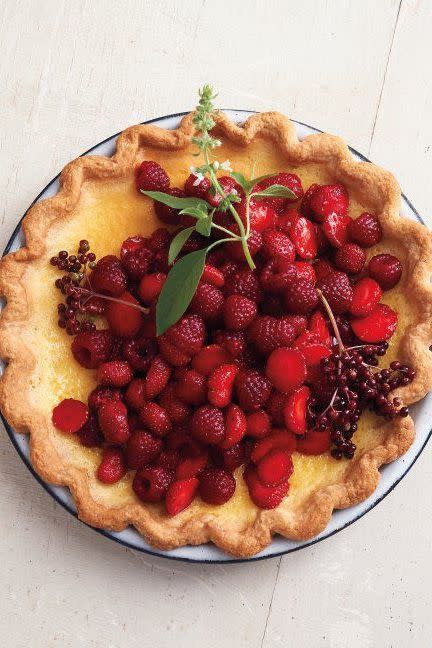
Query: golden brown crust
xmin=1 ymin=111 xmax=431 ymax=558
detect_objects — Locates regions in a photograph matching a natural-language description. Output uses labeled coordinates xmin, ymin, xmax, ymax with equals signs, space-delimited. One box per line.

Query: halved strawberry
xmin=289 ymin=214 xmax=318 ymax=259
xmin=309 ymin=311 xmax=331 ymax=346
xmin=350 ymin=304 xmax=398 ymax=342
xmin=292 ymin=330 xmax=321 ymax=349
xmin=220 ymin=404 xmax=247 ymax=449
xmin=296 ymin=429 xmax=331 ymax=455
xmin=250 ymin=429 xmax=297 ymax=463
xmin=283 ymin=386 xmax=310 ymax=435
xmin=322 ymin=212 xmax=351 ymax=248
xmin=278 ymin=208 xmax=300 ymax=233
xmin=106 ymin=291 xmax=143 ymax=337
xmin=165 ymin=477 xmax=199 ymax=515
xmin=175 ymin=453 xmax=208 ymax=480
xmin=244 ymin=464 xmax=290 ymax=509
xmin=238 ymin=202 xmax=277 ymax=233
xmin=256 ymin=449 xmax=294 ymax=486
xmin=299 ymin=343 xmax=332 ymax=382
xmin=265 ymin=348 xmax=307 ymax=393
xmin=350 ymin=277 xmax=382 ymax=317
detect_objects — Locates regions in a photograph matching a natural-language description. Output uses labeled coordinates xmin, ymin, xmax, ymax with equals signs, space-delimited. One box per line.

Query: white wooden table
xmin=1 ymin=1 xmax=431 ymax=646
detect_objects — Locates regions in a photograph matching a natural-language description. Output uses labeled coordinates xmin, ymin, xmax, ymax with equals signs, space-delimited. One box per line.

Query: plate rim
xmin=1 ymin=109 xmax=430 ymax=564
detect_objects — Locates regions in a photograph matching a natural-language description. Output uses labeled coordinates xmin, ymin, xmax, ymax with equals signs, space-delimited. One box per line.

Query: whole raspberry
xmin=198 ymin=467 xmax=236 ymax=505
xmin=191 ymin=405 xmax=225 ymax=444
xmin=120 ymin=235 xmax=149 ymax=260
xmin=184 ymin=173 xmax=211 ymax=199
xmin=139 ymin=402 xmax=172 ymax=437
xmin=223 ymin=294 xmax=257 ymax=330
xmin=158 ymin=336 xmax=191 ymax=366
xmin=77 ymin=415 xmax=104 ymax=447
xmin=145 ymin=355 xmax=171 ymax=399
xmin=122 ymin=247 xmax=153 ymax=281
xmin=122 ymin=336 xmax=157 ymax=371
xmin=205 ymin=176 xmax=244 ymax=208
xmin=348 ymin=212 xmax=382 ymax=247
xmin=154 ymin=187 xmax=185 ymax=225
xmin=211 ymin=443 xmax=246 ymax=472
xmin=149 ymin=227 xmax=172 ymax=252
xmin=126 ymin=429 xmax=162 ymax=469
xmin=213 ymin=329 xmax=246 ymax=358
xmin=158 ymin=384 xmax=191 ymax=423
xmin=260 ymin=259 xmax=297 ymax=294
xmin=165 ymin=315 xmax=205 ymax=355
xmin=97 ymin=360 xmax=133 ymax=387
xmin=71 ymin=330 xmax=114 ymax=369
xmin=313 ymin=259 xmax=335 ymax=282
xmin=175 ymin=369 xmax=207 ymax=405
xmin=284 ymin=278 xmax=318 ymax=314
xmin=248 ymin=316 xmax=297 ymax=355
xmin=317 ymin=271 xmax=353 ymax=314
xmin=262 ymin=229 xmax=295 ymax=261
xmin=90 ymin=255 xmax=127 ymax=296
xmin=88 ymin=385 xmax=122 ymax=411
xmin=138 ymin=272 xmax=166 ymax=305
xmin=309 ymin=183 xmax=349 ymax=221
xmin=253 ymin=172 xmax=303 ymax=212
xmin=266 ymin=391 xmax=287 ymax=425
xmin=224 ymin=269 xmax=262 ymax=303
xmin=156 ymin=449 xmax=181 ymax=471
xmin=133 ymin=466 xmax=174 ymax=503
xmin=219 ymin=260 xmax=240 ymax=280
xmin=235 ymin=369 xmax=272 ymax=411
xmin=368 ymin=253 xmax=402 ymax=290
xmin=335 ymin=243 xmax=366 ymax=274
xmin=98 ymin=400 xmax=130 ymax=444
xmin=226 ymin=228 xmax=263 ymax=262
xmin=97 ymin=448 xmax=127 ymax=484
xmin=300 ymin=183 xmax=320 ymax=218
xmin=125 ymin=378 xmax=147 ymax=410
xmin=189 ymin=282 xmax=224 ymax=321
xmin=136 ymin=160 xmax=170 ymax=192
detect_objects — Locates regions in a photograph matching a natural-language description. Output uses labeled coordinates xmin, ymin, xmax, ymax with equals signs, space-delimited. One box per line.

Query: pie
xmin=1 ymin=108 xmax=432 ymax=558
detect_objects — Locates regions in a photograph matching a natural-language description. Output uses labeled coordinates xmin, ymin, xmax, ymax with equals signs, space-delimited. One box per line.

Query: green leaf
xmin=251 ymin=183 xmax=297 ymax=200
xmin=230 ymin=171 xmax=250 ymax=193
xmin=179 ymin=205 xmax=209 ymax=221
xmin=156 ymin=248 xmax=208 ymax=336
xmin=168 ymin=227 xmax=195 ymax=264
xmin=140 ymin=191 xmax=210 ymax=211
xmin=249 ymin=173 xmax=275 ymax=187
xmin=195 ymin=213 xmax=212 ymax=236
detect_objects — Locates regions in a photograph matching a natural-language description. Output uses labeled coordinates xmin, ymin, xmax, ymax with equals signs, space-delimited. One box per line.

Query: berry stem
xmin=79 ymin=286 xmax=149 ymax=315
xmin=316 ymin=288 xmax=345 ymax=352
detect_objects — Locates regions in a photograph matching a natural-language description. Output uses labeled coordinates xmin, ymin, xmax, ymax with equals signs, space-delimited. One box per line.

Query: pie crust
xmin=1 ymin=111 xmax=432 ymax=558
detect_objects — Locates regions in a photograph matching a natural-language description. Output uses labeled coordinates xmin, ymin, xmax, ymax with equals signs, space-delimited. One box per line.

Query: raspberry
xmin=155 ymin=187 xmax=185 ymax=225
xmin=126 ymin=429 xmax=162 ymax=469
xmin=191 ymin=405 xmax=225 ymax=444
xmin=266 ymin=348 xmax=307 ymax=393
xmin=90 ymin=255 xmax=127 ymax=296
xmin=158 ymin=384 xmax=191 ymax=423
xmin=266 ymin=391 xmax=287 ymax=425
xmin=52 ymin=399 xmax=88 ymax=434
xmin=248 ymin=316 xmax=297 ymax=355
xmin=284 ymin=278 xmax=318 ymax=314
xmin=72 ymin=330 xmax=114 ymax=369
xmin=133 ymin=466 xmax=174 ymax=503
xmin=158 ymin=336 xmax=191 ymax=366
xmin=220 ymin=403 xmax=247 ymax=449
xmin=213 ymin=330 xmax=246 ymax=358
xmin=219 ymin=260 xmax=240 ymax=280
xmin=262 ymin=229 xmax=295 ymax=261
xmin=122 ymin=336 xmax=157 ymax=373
xmin=97 ymin=360 xmax=133 ymax=387
xmin=175 ymin=453 xmax=208 ymax=480
xmin=77 ymin=415 xmax=104 ymax=447
xmin=313 ymin=259 xmax=335 ymax=282
xmin=250 ymin=430 xmax=296 ymax=463
xmin=300 ymin=183 xmax=320 ymax=219
xmin=224 ymin=269 xmax=262 ymax=303
xmin=207 ymin=363 xmax=239 ymax=407
xmin=348 ymin=212 xmax=382 ymax=247
xmin=227 ymin=229 xmax=263 ymax=263
xmin=309 ymin=183 xmax=349 ymax=221
xmin=98 ymin=400 xmax=130 ymax=444
xmin=211 ymin=443 xmax=246 ymax=472
xmin=260 ymin=259 xmax=297 ymax=294
xmin=189 ymin=282 xmax=224 ymax=321
xmin=151 ymin=249 xmax=170 ymax=273
xmin=246 ymin=410 xmax=271 ymax=439
xmin=156 ymin=449 xmax=181 ymax=471
xmin=165 ymin=314 xmax=205 ymax=355
xmin=201 ymin=264 xmax=225 ymax=288
xmin=350 ymin=277 xmax=382 ymax=317
xmin=368 ymin=253 xmax=402 ymax=290
xmin=205 ymin=176 xmax=244 ymax=208
xmin=256 ymin=449 xmax=294 ymax=487
xmin=198 ymin=467 xmax=236 ymax=505
xmin=244 ymin=464 xmax=289 ymax=509
xmin=184 ymin=173 xmax=211 ymax=199
xmin=138 ymin=272 xmax=166 ymax=304
xmin=97 ymin=448 xmax=127 ymax=484
xmin=335 ymin=243 xmax=366 ymax=274
xmin=165 ymin=477 xmax=199 ymax=515
xmin=261 ymin=295 xmax=284 ymax=316
xmin=120 ymin=235 xmax=149 ymax=260
xmin=175 ymin=369 xmax=207 ymax=405
xmin=145 ymin=355 xmax=171 ymax=399
xmin=235 ymin=369 xmax=272 ymax=411
xmin=149 ymin=227 xmax=172 ymax=252
xmin=166 ymin=427 xmax=203 ymax=457
xmin=139 ymin=402 xmax=171 ymax=437
xmin=89 ymin=386 xmax=122 ymax=413
xmin=125 ymin=378 xmax=147 ymax=410
xmin=136 ymin=160 xmax=170 ymax=192
xmin=223 ymin=294 xmax=257 ymax=331
xmin=317 ymin=271 xmax=353 ymax=314
xmin=191 ymin=344 xmax=232 ymax=376
xmin=106 ymin=291 xmax=143 ymax=337
xmin=253 ymin=173 xmax=303 ymax=212
xmin=122 ymin=247 xmax=153 ymax=281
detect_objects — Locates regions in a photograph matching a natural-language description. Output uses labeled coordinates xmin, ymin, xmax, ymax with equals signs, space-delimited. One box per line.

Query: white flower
xmin=212 ymin=160 xmax=220 ymax=171
xmin=189 ymin=165 xmax=197 ymax=174
xmin=193 ymin=172 xmax=205 ymax=186
xmin=220 ymin=160 xmax=232 ymax=172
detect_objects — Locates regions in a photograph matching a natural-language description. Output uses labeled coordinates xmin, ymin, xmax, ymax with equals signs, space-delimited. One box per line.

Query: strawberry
xmin=184 ymin=173 xmax=211 ymax=199
xmin=138 ymin=272 xmax=166 ymax=304
xmin=165 ymin=477 xmax=199 ymax=515
xmin=350 ymin=304 xmax=398 ymax=342
xmin=265 ymin=348 xmax=307 ymax=393
xmin=250 ymin=429 xmax=297 ymax=463
xmin=299 ymin=343 xmax=332 ymax=382
xmin=309 ymin=183 xmax=349 ymax=221
xmin=126 ymin=429 xmax=162 ymax=469
xmin=201 ymin=264 xmax=225 ymax=288
xmin=211 ymin=443 xmax=246 ymax=472
xmin=284 ymin=277 xmax=318 ymax=314
xmin=97 ymin=448 xmax=127 ymax=484
xmin=235 ymin=369 xmax=272 ymax=411
xmin=289 ymin=214 xmax=318 ymax=259
xmin=120 ymin=235 xmax=148 ymax=260
xmin=246 ymin=410 xmax=271 ymax=439
xmin=205 ymin=176 xmax=244 ymax=208
xmin=348 ymin=212 xmax=382 ymax=247
xmin=133 ymin=466 xmax=174 ymax=503
xmin=253 ymin=172 xmax=303 ymax=212
xmin=158 ymin=384 xmax=191 ymax=423
xmin=309 ymin=310 xmax=331 ymax=346
xmin=98 ymin=400 xmax=130 ymax=444
xmin=277 ymin=207 xmax=301 ymax=234
xmin=191 ymin=344 xmax=232 ymax=376
xmin=175 ymin=369 xmax=207 ymax=405
xmin=317 ymin=271 xmax=353 ymax=314
xmin=52 ymin=399 xmax=88 ymax=434
xmin=175 ymin=453 xmax=208 ymax=480
xmin=260 ymin=258 xmax=297 ymax=294
xmin=368 ymin=253 xmax=402 ymax=290
xmin=262 ymin=229 xmax=296 ymax=261
xmin=313 ymin=259 xmax=335 ymax=282
xmin=300 ymin=184 xmax=320 ymax=219
xmin=248 ymin=315 xmax=297 ymax=355
xmin=227 ymin=228 xmax=263 ymax=262
xmin=139 ymin=402 xmax=172 ymax=437
xmin=335 ymin=243 xmax=366 ymax=274
xmin=293 ymin=261 xmax=316 ymax=284
xmin=145 ymin=355 xmax=171 ymax=399
xmin=256 ymin=449 xmax=294 ymax=486
xmin=266 ymin=392 xmax=288 ymax=426
xmin=135 ymin=160 xmax=170 ymax=192
xmin=220 ymin=404 xmax=247 ymax=449
xmin=97 ymin=360 xmax=133 ymax=387
xmin=322 ymin=212 xmax=351 ymax=248
xmin=237 ymin=202 xmax=277 ymax=232
xmin=296 ymin=429 xmax=331 ymax=455
xmin=106 ymin=291 xmax=143 ymax=337
xmin=207 ymin=363 xmax=239 ymax=407
xmin=223 ymin=295 xmax=257 ymax=331
xmin=191 ymin=405 xmax=225 ymax=444
xmin=198 ymin=467 xmax=236 ymax=504
xmin=244 ymin=464 xmax=289 ymax=509
xmin=284 ymin=385 xmax=310 ymax=434
xmin=350 ymin=278 xmax=382 ymax=317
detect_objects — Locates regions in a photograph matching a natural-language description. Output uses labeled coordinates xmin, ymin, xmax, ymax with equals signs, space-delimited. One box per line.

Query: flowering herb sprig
xmin=141 ymin=84 xmax=296 ymax=336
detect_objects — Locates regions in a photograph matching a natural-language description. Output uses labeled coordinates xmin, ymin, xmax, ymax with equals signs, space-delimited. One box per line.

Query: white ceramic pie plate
xmin=1 ymin=110 xmax=431 ymax=563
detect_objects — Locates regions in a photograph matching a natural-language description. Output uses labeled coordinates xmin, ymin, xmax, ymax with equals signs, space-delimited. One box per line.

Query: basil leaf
xmin=179 ymin=205 xmax=209 ymax=220
xmin=230 ymin=171 xmax=250 ymax=192
xmin=195 ymin=214 xmax=212 ymax=236
xmin=156 ymin=248 xmax=208 ymax=336
xmin=168 ymin=227 xmax=195 ymax=264
xmin=140 ymin=191 xmax=210 ymax=211
xmin=248 ymin=173 xmax=275 ymax=188
xmin=251 ymin=183 xmax=297 ymax=200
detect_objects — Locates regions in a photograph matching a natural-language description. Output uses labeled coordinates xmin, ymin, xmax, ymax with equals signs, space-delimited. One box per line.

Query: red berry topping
xmin=89 ymin=255 xmax=127 ymax=297
xmin=145 ymin=355 xmax=171 ymax=399
xmin=198 ymin=467 xmax=236 ymax=505
xmin=368 ymin=253 xmax=402 ymax=290
xmin=309 ymin=183 xmax=349 ymax=221
xmin=205 ymin=176 xmax=244 ymax=207
xmin=223 ymin=294 xmax=257 ymax=331
xmin=77 ymin=415 xmax=104 ymax=447
xmin=293 ymin=261 xmax=316 ymax=284
xmin=155 ymin=187 xmax=185 ymax=225
xmin=97 ymin=360 xmax=133 ymax=387
xmin=136 ymin=160 xmax=170 ymax=192
xmin=248 ymin=316 xmax=297 ymax=355
xmin=265 ymin=348 xmax=307 ymax=393
xmin=191 ymin=405 xmax=225 ymax=444
xmin=191 ymin=344 xmax=232 ymax=376
xmin=289 ymin=214 xmax=318 ymax=259
xmin=201 ymin=264 xmax=225 ymax=288
xmin=133 ymin=466 xmax=174 ymax=503
xmin=235 ymin=369 xmax=272 ymax=411
xmin=126 ymin=429 xmax=162 ymax=469
xmin=158 ymin=336 xmax=191 ymax=367
xmin=260 ymin=258 xmax=297 ymax=294
xmin=149 ymin=227 xmax=171 ymax=251
xmin=120 ymin=235 xmax=148 ymax=260
xmin=335 ymin=243 xmax=366 ymax=274
xmin=238 ymin=202 xmax=277 ymax=232
xmin=350 ymin=304 xmax=398 ymax=342
xmin=220 ymin=403 xmax=247 ymax=449
xmin=175 ymin=368 xmax=207 ymax=405
xmin=313 ymin=259 xmax=335 ymax=282
xmin=317 ymin=271 xmax=353 ymax=314
xmin=262 ymin=229 xmax=296 ymax=261
xmin=246 ymin=410 xmax=271 ymax=439
xmin=175 ymin=453 xmax=208 ymax=480
xmin=52 ymin=398 xmax=88 ymax=434
xmin=106 ymin=291 xmax=143 ymax=337
xmin=165 ymin=315 xmax=205 ymax=355
xmin=349 ymin=212 xmax=382 ymax=247
xmin=300 ymin=183 xmax=320 ymax=219
xmin=88 ymin=385 xmax=122 ymax=411
xmin=284 ymin=277 xmax=319 ymax=314
xmin=97 ymin=448 xmax=127 ymax=484
xmin=213 ymin=330 xmax=246 ymax=359
xmin=122 ymin=247 xmax=153 ymax=281
xmin=254 ymin=172 xmax=303 ymax=212
xmin=296 ymin=429 xmax=331 ymax=455
xmin=71 ymin=330 xmax=114 ymax=368
xmin=189 ymin=282 xmax=224 ymax=321
xmin=322 ymin=212 xmax=351 ymax=248
xmin=244 ymin=464 xmax=289 ymax=509
xmin=98 ymin=400 xmax=130 ymax=444
xmin=211 ymin=443 xmax=246 ymax=472
xmin=122 ymin=335 xmax=157 ymax=372
xmin=184 ymin=173 xmax=211 ymax=199
xmin=139 ymin=402 xmax=172 ymax=437
xmin=156 ymin=449 xmax=181 ymax=471
xmin=309 ymin=310 xmax=331 ymax=346
xmin=138 ymin=272 xmax=166 ymax=305
xmin=225 ymin=268 xmax=262 ymax=303
xmin=350 ymin=278 xmax=382 ymax=317
xmin=284 ymin=385 xmax=310 ymax=435
xmin=207 ymin=363 xmax=239 ymax=408
xmin=257 ymin=449 xmax=294 ymax=487
xmin=158 ymin=384 xmax=191 ymax=423
xmin=165 ymin=477 xmax=199 ymax=515
xmin=227 ymin=228 xmax=263 ymax=262
xmin=250 ymin=430 xmax=296 ymax=463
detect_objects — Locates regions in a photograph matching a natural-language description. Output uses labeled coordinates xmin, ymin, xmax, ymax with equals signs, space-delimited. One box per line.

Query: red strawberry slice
xmin=292 ymin=330 xmax=321 ymax=349
xmin=296 ymin=429 xmax=331 ymax=455
xmin=350 ymin=304 xmax=398 ymax=342
xmin=175 ymin=453 xmax=208 ymax=480
xmin=293 ymin=261 xmax=316 ymax=284
xmin=322 ymin=212 xmax=351 ymax=248
xmin=238 ymin=202 xmax=277 ymax=233
xmin=165 ymin=477 xmax=199 ymax=515
xmin=244 ymin=464 xmax=290 ymax=509
xmin=289 ymin=214 xmax=318 ymax=259
xmin=120 ymin=235 xmax=148 ymax=260
xmin=284 ymin=386 xmax=310 ymax=435
xmin=220 ymin=404 xmax=247 ymax=449
xmin=52 ymin=398 xmax=88 ymax=434
xmin=278 ymin=208 xmax=300 ymax=233
xmin=257 ymin=449 xmax=294 ymax=486
xmin=350 ymin=277 xmax=382 ymax=317
xmin=309 ymin=311 xmax=331 ymax=346
xmin=106 ymin=291 xmax=143 ymax=337
xmin=265 ymin=348 xmax=307 ymax=393
xmin=250 ymin=430 xmax=297 ymax=463
xmin=300 ymin=343 xmax=332 ymax=368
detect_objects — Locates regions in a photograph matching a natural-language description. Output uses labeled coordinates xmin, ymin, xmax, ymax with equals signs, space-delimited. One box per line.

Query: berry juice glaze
xmin=41 ymin=134 xmax=416 ymax=516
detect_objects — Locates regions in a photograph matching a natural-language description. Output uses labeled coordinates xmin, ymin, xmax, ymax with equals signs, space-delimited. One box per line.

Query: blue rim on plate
xmin=1 ymin=110 xmax=430 ymax=564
